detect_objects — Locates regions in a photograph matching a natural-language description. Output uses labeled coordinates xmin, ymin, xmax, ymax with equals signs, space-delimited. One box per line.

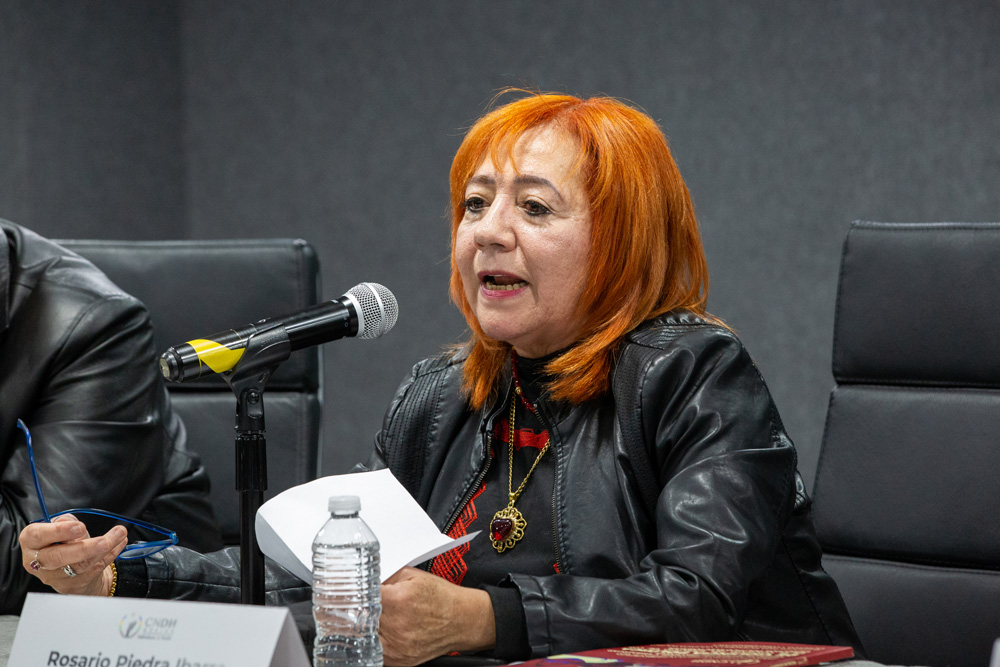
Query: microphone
xmin=159 ymin=282 xmax=397 ymax=382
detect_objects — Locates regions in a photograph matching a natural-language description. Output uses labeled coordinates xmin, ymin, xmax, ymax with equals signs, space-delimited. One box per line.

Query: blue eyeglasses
xmin=18 ymin=419 xmax=179 ymax=559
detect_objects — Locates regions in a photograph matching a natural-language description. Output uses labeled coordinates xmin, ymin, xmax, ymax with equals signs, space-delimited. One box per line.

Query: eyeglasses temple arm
xmin=17 ymin=419 xmax=51 ymax=522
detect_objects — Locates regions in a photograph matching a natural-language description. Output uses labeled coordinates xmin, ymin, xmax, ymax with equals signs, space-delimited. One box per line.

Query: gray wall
xmin=2 ymin=1 xmax=999 ymax=487
xmin=1 ymin=1 xmax=186 ymax=238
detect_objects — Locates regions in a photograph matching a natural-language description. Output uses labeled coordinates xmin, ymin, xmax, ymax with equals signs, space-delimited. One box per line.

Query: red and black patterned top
xmin=430 ymin=352 xmax=559 ymax=588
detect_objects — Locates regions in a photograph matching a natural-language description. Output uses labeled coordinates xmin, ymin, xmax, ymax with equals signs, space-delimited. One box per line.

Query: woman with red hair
xmin=371 ymin=92 xmax=861 ymax=663
xmin=21 ymin=92 xmax=862 ymax=663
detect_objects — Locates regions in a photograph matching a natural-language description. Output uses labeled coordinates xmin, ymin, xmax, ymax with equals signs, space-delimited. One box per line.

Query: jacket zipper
xmin=441 ymin=430 xmax=493 ymax=536
xmin=440 ymin=388 xmax=507 ymax=536
xmin=423 ymin=429 xmax=493 ymax=575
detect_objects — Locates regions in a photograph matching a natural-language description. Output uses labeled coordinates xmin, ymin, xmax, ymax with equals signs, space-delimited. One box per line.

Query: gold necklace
xmin=489 ymin=387 xmax=550 ymax=553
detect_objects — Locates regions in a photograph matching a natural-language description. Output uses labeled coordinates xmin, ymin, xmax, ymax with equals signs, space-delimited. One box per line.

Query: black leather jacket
xmin=142 ymin=312 xmax=862 ymax=656
xmin=0 ymin=220 xmax=222 ymax=613
xmin=367 ymin=312 xmax=862 ymax=656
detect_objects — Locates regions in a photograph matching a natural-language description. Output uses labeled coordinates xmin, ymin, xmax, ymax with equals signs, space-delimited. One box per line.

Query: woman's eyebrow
xmin=466 ymin=173 xmax=565 ymax=204
xmin=466 ymin=174 xmax=495 ymax=188
xmin=514 ymin=174 xmax=564 ymax=204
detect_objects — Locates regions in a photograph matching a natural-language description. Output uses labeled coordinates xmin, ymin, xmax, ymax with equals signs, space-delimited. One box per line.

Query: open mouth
xmin=482 ymin=274 xmax=528 ymax=291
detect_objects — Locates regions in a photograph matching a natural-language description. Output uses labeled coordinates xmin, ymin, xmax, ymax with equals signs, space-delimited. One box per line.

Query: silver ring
xmin=29 ymin=551 xmax=41 ymax=572
xmin=63 ymin=564 xmax=78 ymax=578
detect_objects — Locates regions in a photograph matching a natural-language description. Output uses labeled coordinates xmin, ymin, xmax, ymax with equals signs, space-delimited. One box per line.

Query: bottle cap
xmin=328 ymin=495 xmax=361 ymax=514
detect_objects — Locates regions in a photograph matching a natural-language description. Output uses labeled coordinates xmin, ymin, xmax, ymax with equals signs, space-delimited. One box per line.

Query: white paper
xmin=255 ymin=469 xmax=478 ymax=583
xmin=9 ymin=592 xmax=309 ymax=666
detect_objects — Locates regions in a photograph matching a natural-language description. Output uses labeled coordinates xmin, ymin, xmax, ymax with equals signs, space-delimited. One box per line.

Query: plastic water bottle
xmin=312 ymin=495 xmax=382 ymax=667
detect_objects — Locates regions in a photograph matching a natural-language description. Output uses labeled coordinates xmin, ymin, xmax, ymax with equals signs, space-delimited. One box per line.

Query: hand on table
xmin=19 ymin=514 xmax=127 ymax=597
xmin=380 ymin=566 xmax=496 ymax=666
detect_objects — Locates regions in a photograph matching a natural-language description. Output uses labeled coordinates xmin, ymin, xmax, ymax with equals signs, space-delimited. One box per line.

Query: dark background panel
xmin=1 ymin=1 xmax=187 ymax=238
xmin=2 ymin=0 xmax=998 ymax=485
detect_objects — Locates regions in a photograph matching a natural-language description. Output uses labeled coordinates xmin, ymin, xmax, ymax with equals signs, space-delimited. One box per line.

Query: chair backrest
xmin=812 ymin=221 xmax=1000 ymax=667
xmin=56 ymin=238 xmax=322 ymax=545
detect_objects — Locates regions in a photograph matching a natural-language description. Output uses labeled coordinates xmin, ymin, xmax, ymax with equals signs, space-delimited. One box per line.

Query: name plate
xmin=10 ymin=593 xmax=309 ymax=667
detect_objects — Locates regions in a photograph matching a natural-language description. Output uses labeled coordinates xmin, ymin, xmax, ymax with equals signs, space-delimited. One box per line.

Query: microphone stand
xmin=221 ymin=326 xmax=291 ymax=605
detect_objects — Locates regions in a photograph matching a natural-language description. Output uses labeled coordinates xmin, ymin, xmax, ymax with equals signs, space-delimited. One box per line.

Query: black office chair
xmin=811 ymin=221 xmax=1000 ymax=667
xmin=55 ymin=238 xmax=323 ymax=545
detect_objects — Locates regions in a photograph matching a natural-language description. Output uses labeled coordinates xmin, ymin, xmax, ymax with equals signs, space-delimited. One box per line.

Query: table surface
xmin=0 ymin=614 xmax=904 ymax=667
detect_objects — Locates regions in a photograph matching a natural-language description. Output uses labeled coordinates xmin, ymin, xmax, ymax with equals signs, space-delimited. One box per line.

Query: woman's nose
xmin=473 ymin=196 xmax=516 ymax=249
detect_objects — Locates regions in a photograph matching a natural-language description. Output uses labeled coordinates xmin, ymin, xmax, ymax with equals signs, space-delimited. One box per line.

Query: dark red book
xmin=516 ymin=642 xmax=854 ymax=667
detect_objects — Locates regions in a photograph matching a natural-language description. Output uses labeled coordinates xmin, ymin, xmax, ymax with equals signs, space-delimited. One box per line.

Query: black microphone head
xmin=345 ymin=282 xmax=398 ymax=339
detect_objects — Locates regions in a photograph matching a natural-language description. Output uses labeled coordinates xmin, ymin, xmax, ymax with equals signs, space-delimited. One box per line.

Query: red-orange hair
xmin=449 ymin=91 xmax=713 ymax=409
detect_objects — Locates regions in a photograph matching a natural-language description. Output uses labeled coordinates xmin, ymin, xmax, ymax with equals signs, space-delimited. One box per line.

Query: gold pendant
xmin=490 ymin=505 xmax=527 ymax=553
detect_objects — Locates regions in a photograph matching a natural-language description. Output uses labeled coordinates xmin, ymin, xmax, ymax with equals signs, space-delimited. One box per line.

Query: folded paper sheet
xmin=256 ymin=468 xmax=478 ymax=583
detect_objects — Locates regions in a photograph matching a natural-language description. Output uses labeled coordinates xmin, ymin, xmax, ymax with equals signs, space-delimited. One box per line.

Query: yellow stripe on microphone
xmin=189 ymin=338 xmax=246 ymax=374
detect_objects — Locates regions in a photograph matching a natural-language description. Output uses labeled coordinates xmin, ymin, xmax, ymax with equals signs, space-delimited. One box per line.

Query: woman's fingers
xmin=19 ymin=521 xmax=129 ymax=596
xmin=19 ymin=515 xmax=89 ymax=556
xmin=379 ymin=568 xmax=495 ymax=665
xmin=60 ymin=525 xmax=129 ymax=575
xmin=19 ymin=517 xmax=87 ymax=574
xmin=21 ymin=524 xmax=126 ymax=571
xmin=52 ymin=513 xmax=90 ymax=534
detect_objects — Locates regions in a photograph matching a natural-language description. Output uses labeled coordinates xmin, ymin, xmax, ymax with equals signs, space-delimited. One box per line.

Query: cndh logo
xmin=119 ymin=614 xmax=177 ymax=641
xmin=120 ymin=614 xmax=142 ymax=639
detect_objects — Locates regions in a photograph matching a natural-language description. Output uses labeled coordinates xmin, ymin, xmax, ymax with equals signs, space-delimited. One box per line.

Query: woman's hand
xmin=19 ymin=514 xmax=128 ymax=597
xmin=380 ymin=566 xmax=496 ymax=667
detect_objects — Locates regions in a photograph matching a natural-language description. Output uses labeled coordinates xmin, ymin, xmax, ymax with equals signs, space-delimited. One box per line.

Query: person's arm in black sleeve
xmin=483 ymin=585 xmax=530 ymax=661
xmin=2 ymin=292 xmax=218 ymax=612
xmin=114 ymin=558 xmax=149 ymax=598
